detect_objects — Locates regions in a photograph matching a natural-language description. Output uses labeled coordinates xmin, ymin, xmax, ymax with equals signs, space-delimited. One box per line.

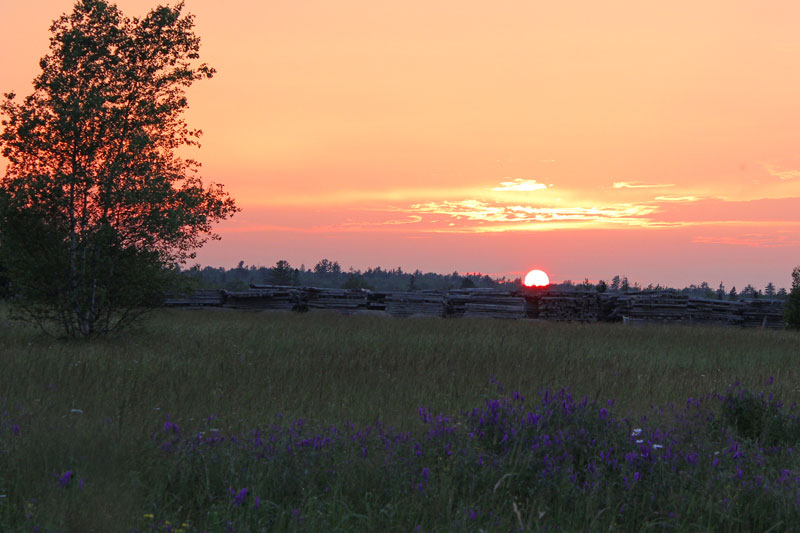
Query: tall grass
xmin=1 ymin=306 xmax=800 ymax=530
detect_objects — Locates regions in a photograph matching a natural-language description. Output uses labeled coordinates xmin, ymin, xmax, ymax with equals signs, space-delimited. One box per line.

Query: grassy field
xmin=2 ymin=305 xmax=800 ymax=530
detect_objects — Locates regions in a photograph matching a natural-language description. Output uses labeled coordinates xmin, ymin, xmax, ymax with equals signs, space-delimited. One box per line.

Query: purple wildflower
xmin=163 ymin=415 xmax=179 ymax=434
xmin=231 ymin=487 xmax=248 ymax=507
xmin=414 ymin=442 xmax=424 ymax=457
xmin=57 ymin=471 xmax=72 ymax=488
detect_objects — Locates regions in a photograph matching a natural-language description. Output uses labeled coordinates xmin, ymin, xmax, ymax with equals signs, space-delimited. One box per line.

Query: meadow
xmin=2 ymin=305 xmax=800 ymax=531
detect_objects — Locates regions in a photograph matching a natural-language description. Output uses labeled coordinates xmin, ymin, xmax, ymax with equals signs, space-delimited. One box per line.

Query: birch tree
xmin=0 ymin=0 xmax=238 ymax=336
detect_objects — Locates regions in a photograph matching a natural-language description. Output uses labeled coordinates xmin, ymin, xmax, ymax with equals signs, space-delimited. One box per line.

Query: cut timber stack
xmin=597 ymin=293 xmax=623 ymax=321
xmin=459 ymin=291 xmax=526 ymax=319
xmin=520 ymin=289 xmax=556 ymax=319
xmin=304 ymin=287 xmax=368 ymax=314
xmin=164 ymin=289 xmax=225 ymax=308
xmin=164 ymin=285 xmax=787 ymax=329
xmin=223 ymin=287 xmax=299 ymax=311
xmin=365 ymin=292 xmax=387 ymax=312
xmin=382 ymin=292 xmax=445 ymax=317
xmin=618 ymin=292 xmax=689 ymax=324
xmin=537 ymin=292 xmax=601 ymax=322
xmin=685 ymin=298 xmax=744 ymax=326
xmin=446 ymin=289 xmax=506 ymax=317
xmin=741 ymin=299 xmax=785 ymax=329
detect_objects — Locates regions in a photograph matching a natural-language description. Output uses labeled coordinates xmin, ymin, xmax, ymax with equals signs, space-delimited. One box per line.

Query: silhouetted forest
xmin=183 ymin=259 xmax=789 ymax=300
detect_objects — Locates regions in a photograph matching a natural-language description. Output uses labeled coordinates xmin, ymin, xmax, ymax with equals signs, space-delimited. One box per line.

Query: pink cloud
xmin=692 ymin=232 xmax=800 ymax=248
xmin=652 ymin=197 xmax=800 ymax=223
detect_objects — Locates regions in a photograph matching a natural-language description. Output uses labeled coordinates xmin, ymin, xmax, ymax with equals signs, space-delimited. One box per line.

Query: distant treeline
xmin=185 ymin=259 xmax=502 ymax=292
xmin=182 ymin=259 xmax=790 ymax=300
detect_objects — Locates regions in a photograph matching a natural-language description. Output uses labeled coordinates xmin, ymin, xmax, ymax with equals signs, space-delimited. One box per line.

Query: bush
xmin=721 ymin=385 xmax=800 ymax=446
xmin=785 ymin=267 xmax=800 ymax=329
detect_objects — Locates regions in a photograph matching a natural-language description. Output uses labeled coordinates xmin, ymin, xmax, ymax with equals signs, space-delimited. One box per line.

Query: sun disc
xmin=524 ymin=269 xmax=550 ymax=287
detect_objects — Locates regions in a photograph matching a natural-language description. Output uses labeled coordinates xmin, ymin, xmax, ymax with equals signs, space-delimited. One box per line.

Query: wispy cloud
xmin=692 ymin=233 xmax=800 ymax=248
xmin=342 ymin=215 xmax=423 ymax=228
xmin=652 ymin=197 xmax=800 ymax=223
xmin=765 ymin=165 xmax=800 ymax=181
xmin=654 ymin=195 xmax=703 ymax=202
xmin=391 ymin=195 xmax=800 ymax=233
xmin=223 ymin=224 xmax=320 ymax=234
xmin=492 ymin=178 xmax=548 ymax=192
xmin=406 ymin=200 xmax=658 ymax=230
xmin=612 ymin=181 xmax=675 ymax=189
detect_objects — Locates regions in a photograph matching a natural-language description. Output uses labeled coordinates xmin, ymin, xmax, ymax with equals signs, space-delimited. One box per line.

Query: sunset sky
xmin=2 ymin=0 xmax=800 ymax=289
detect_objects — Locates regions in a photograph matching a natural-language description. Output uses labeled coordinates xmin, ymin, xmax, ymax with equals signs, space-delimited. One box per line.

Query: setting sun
xmin=524 ymin=269 xmax=550 ymax=287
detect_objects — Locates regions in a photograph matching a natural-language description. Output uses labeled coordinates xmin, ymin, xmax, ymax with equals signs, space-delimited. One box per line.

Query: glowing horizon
xmin=2 ymin=0 xmax=800 ymax=289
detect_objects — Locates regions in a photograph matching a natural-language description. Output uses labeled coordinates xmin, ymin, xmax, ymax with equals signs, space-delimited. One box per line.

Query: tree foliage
xmin=0 ymin=0 xmax=237 ymax=336
xmin=765 ymin=282 xmax=776 ymax=297
xmin=785 ymin=267 xmax=800 ymax=330
xmin=728 ymin=286 xmax=738 ymax=301
xmin=270 ymin=260 xmax=294 ymax=286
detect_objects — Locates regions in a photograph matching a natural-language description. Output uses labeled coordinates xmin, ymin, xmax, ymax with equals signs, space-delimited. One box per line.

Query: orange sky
xmin=2 ymin=0 xmax=800 ymax=289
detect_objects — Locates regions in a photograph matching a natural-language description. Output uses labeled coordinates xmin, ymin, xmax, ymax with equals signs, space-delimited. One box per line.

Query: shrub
xmin=721 ymin=384 xmax=800 ymax=446
xmin=785 ymin=267 xmax=800 ymax=329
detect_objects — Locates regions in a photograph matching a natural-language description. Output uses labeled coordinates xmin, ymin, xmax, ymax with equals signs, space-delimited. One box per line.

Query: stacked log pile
xmin=685 ymin=298 xmax=744 ymax=326
xmin=446 ymin=289 xmax=507 ymax=317
xmin=614 ymin=293 xmax=784 ymax=328
xmin=365 ymin=292 xmax=387 ymax=312
xmin=165 ymin=285 xmax=787 ymax=328
xmin=522 ymin=293 xmax=541 ymax=319
xmin=163 ymin=289 xmax=225 ymax=308
xmin=381 ymin=292 xmax=445 ymax=317
xmin=465 ymin=294 xmax=526 ymax=319
xmin=445 ymin=291 xmax=471 ymax=318
xmin=304 ymin=288 xmax=368 ymax=314
xmin=223 ymin=287 xmax=299 ymax=311
xmin=740 ymin=299 xmax=786 ymax=329
xmin=598 ymin=293 xmax=623 ymax=321
xmin=617 ymin=292 xmax=689 ymax=324
xmin=536 ymin=292 xmax=601 ymax=322
xmin=447 ymin=289 xmax=526 ymax=319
